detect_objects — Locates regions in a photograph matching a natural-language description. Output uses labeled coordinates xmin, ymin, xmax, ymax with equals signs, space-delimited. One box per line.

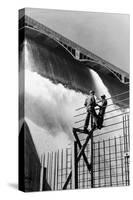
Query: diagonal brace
xmin=63 ymin=128 xmax=94 ymax=189
xmin=73 ymin=128 xmax=91 ymax=172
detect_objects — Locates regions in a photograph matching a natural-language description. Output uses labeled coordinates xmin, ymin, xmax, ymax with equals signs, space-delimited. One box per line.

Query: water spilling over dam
xmin=19 ymin=15 xmax=129 ymax=157
xmin=19 ymin=12 xmax=130 ymax=192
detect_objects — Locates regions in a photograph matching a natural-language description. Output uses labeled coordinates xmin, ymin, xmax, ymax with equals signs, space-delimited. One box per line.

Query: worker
xmin=84 ymin=90 xmax=98 ymax=131
xmin=97 ymin=94 xmax=107 ymax=129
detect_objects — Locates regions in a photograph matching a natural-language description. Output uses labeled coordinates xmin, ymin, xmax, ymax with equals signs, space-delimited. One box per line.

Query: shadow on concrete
xmin=8 ymin=183 xmax=18 ymax=190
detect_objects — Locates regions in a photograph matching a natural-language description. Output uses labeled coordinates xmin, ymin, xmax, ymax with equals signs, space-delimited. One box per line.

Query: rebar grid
xmin=41 ymin=91 xmax=129 ymax=190
xmin=43 ymin=130 xmax=129 ymax=190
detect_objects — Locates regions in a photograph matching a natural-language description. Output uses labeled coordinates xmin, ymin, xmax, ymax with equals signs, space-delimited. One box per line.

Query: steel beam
xmin=63 ymin=128 xmax=94 ymax=189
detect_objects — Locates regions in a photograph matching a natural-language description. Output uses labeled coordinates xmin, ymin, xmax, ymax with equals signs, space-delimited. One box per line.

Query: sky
xmin=26 ymin=8 xmax=130 ymax=73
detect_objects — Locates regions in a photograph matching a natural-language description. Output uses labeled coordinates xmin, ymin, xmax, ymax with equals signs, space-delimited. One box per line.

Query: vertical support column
xmin=40 ymin=154 xmax=45 ymax=191
xmin=91 ymin=114 xmax=94 ymax=188
xmin=120 ymin=136 xmax=124 ymax=185
xmin=115 ymin=137 xmax=118 ymax=186
xmin=109 ymin=138 xmax=112 ymax=186
xmin=121 ymin=75 xmax=124 ymax=83
xmin=87 ymin=144 xmax=89 ymax=188
xmin=126 ymin=115 xmax=130 ymax=185
xmin=98 ymin=141 xmax=100 ymax=187
xmin=125 ymin=115 xmax=128 ymax=153
xmin=49 ymin=152 xmax=53 ymax=188
xmin=75 ymin=49 xmax=80 ymax=59
xmin=91 ymin=132 xmax=94 ymax=188
xmin=46 ymin=152 xmax=49 ymax=184
xmin=70 ymin=151 xmax=72 ymax=189
xmin=72 ymin=140 xmax=78 ymax=189
xmin=56 ymin=150 xmax=59 ymax=190
xmin=40 ymin=155 xmax=43 ymax=191
xmin=123 ymin=115 xmax=128 ymax=185
xmin=127 ymin=155 xmax=130 ymax=185
xmin=53 ymin=152 xmax=56 ymax=190
xmin=103 ymin=140 xmax=106 ymax=187
xmin=72 ymin=48 xmax=75 ymax=57
xmin=123 ymin=115 xmax=126 ymax=152
xmin=83 ymin=152 xmax=85 ymax=188
xmin=61 ymin=149 xmax=63 ymax=189
xmin=66 ymin=148 xmax=68 ymax=184
xmin=127 ymin=114 xmax=130 ymax=150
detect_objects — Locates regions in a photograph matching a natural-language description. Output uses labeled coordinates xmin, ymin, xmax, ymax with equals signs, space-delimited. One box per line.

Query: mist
xmin=25 ymin=69 xmax=86 ymax=141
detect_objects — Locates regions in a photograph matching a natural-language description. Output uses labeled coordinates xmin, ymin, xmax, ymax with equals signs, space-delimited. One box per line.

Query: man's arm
xmin=94 ymin=95 xmax=101 ymax=107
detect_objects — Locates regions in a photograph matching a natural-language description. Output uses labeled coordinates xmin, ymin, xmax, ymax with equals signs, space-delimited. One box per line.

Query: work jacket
xmin=99 ymin=99 xmax=107 ymax=115
xmin=84 ymin=95 xmax=97 ymax=111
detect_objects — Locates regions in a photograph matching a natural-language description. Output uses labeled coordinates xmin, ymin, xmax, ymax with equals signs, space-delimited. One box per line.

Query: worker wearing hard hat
xmin=84 ymin=90 xmax=99 ymax=131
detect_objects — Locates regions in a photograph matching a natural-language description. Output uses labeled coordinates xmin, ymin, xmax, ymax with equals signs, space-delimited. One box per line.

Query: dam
xmin=19 ymin=14 xmax=129 ymax=84
xmin=19 ymin=12 xmax=130 ymax=191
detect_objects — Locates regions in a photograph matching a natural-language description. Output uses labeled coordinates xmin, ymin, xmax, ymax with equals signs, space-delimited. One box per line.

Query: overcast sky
xmin=26 ymin=8 xmax=129 ymax=73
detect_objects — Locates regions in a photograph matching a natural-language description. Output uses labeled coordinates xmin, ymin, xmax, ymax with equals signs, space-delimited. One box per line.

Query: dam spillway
xmin=19 ymin=15 xmax=129 ymax=104
xmin=19 ymin=10 xmax=130 ymax=192
xmin=19 ymin=14 xmax=129 ymax=154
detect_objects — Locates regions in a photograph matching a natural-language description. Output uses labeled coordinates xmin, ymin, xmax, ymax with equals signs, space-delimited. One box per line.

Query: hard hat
xmin=101 ymin=94 xmax=106 ymax=98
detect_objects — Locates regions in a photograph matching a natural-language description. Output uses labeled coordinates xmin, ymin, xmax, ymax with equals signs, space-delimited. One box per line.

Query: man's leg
xmin=84 ymin=112 xmax=90 ymax=130
xmin=98 ymin=109 xmax=106 ymax=129
xmin=91 ymin=109 xmax=98 ymax=128
xmin=100 ymin=114 xmax=105 ymax=127
xmin=97 ymin=115 xmax=102 ymax=129
xmin=99 ymin=109 xmax=106 ymax=127
xmin=97 ymin=113 xmax=100 ymax=128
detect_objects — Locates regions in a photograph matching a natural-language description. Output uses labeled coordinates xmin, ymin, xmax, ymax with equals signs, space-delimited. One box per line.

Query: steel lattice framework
xmin=40 ymin=91 xmax=130 ymax=190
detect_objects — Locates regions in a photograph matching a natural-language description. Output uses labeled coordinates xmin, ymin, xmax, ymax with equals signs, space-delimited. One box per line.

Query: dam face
xmin=20 ymin=26 xmax=129 ymax=99
xmin=19 ymin=17 xmax=129 ymax=156
xmin=19 ymin=11 xmax=130 ymax=192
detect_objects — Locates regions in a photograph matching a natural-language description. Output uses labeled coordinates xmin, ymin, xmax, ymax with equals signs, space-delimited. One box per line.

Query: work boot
xmin=98 ymin=125 xmax=105 ymax=129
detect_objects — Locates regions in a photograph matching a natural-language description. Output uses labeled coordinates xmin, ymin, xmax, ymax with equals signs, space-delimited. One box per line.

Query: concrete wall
xmin=19 ymin=121 xmax=41 ymax=192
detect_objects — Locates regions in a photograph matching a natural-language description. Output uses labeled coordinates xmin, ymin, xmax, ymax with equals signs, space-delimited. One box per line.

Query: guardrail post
xmin=72 ymin=141 xmax=78 ymax=189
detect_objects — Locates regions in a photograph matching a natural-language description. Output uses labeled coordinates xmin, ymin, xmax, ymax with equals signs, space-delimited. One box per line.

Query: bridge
xmin=19 ymin=13 xmax=129 ymax=84
xmin=19 ymin=12 xmax=130 ymax=191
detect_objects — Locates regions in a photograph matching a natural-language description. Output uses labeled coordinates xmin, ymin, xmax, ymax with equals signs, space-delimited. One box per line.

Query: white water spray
xmin=89 ymin=69 xmax=123 ymax=139
xmin=25 ymin=69 xmax=86 ymax=155
xmin=23 ymin=41 xmax=125 ymax=156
